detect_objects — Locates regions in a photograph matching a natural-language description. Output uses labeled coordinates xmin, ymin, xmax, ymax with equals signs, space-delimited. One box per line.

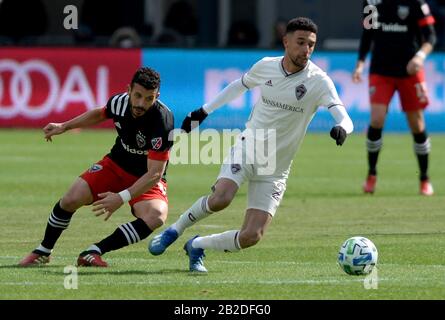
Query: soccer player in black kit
xmin=19 ymin=67 xmax=175 ymax=267
xmin=352 ymin=0 xmax=436 ymax=195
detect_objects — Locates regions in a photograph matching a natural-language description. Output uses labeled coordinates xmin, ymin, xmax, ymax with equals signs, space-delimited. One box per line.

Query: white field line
xmin=0 ymin=278 xmax=385 ymax=287
xmin=2 ymin=256 xmax=445 ymax=269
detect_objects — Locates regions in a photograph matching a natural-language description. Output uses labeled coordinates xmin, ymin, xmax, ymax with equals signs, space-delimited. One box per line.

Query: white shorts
xmin=216 ymin=137 xmax=287 ymax=216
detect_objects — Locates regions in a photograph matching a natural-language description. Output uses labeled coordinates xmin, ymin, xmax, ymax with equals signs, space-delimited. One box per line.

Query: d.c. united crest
xmin=397 ymin=5 xmax=409 ymax=20
xmin=136 ymin=131 xmax=146 ymax=148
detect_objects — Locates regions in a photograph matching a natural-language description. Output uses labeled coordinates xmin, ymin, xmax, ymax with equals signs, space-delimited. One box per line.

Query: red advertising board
xmin=0 ymin=48 xmax=141 ymax=128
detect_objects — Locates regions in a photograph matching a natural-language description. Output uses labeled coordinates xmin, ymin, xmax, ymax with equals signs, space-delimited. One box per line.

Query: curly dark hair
xmin=286 ymin=17 xmax=318 ymax=34
xmin=131 ymin=67 xmax=161 ymax=90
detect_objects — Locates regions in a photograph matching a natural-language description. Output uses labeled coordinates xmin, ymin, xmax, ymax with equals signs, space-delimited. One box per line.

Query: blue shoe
xmin=184 ymin=236 xmax=208 ymax=273
xmin=148 ymin=227 xmax=179 ymax=255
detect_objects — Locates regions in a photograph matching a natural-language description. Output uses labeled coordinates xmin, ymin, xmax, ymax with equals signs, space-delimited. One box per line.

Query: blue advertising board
xmin=143 ymin=49 xmax=444 ymax=132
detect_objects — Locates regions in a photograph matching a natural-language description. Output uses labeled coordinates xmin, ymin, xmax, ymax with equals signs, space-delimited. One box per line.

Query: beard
xmin=290 ymin=55 xmax=308 ymax=69
xmin=131 ymin=105 xmax=147 ymax=117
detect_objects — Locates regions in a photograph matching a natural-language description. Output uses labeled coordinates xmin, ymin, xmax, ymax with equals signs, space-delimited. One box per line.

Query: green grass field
xmin=1 ymin=129 xmax=444 ymax=300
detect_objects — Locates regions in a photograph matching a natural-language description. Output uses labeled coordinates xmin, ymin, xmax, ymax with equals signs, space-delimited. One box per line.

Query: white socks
xmin=171 ymin=196 xmax=212 ymax=235
xmin=170 ymin=197 xmax=242 ymax=253
xmin=192 ymin=230 xmax=241 ymax=252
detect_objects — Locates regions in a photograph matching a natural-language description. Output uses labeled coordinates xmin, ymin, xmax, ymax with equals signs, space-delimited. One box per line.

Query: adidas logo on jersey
xmin=265 ymin=80 xmax=273 ymax=86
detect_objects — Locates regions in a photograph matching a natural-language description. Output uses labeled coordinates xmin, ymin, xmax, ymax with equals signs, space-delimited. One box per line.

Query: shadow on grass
xmin=74 ymin=269 xmax=190 ymax=276
xmin=0 ymin=264 xmax=194 ymax=276
xmin=0 ymin=264 xmax=68 ymax=269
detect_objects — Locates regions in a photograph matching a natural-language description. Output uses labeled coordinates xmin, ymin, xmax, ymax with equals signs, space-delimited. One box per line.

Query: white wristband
xmin=118 ymin=189 xmax=131 ymax=203
xmin=415 ymin=51 xmax=426 ymax=60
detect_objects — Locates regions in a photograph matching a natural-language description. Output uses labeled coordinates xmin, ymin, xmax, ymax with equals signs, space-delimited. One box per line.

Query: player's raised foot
xmin=183 ymin=236 xmax=207 ymax=273
xmin=148 ymin=227 xmax=179 ymax=256
xmin=77 ymin=251 xmax=108 ymax=267
xmin=420 ymin=180 xmax=434 ymax=196
xmin=18 ymin=250 xmax=51 ymax=267
xmin=363 ymin=175 xmax=377 ymax=194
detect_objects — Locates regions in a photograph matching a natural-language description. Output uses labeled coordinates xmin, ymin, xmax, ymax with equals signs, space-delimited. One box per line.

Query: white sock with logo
xmin=192 ymin=230 xmax=241 ymax=252
xmin=171 ymin=196 xmax=212 ymax=235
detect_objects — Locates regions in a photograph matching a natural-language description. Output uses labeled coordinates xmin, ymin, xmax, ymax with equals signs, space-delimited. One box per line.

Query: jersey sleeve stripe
xmin=158 ymin=100 xmax=172 ymax=112
xmin=241 ymin=74 xmax=250 ymax=89
xmin=115 ymin=94 xmax=125 ymax=115
xmin=120 ymin=95 xmax=129 ymax=116
xmin=327 ymin=103 xmax=344 ymax=109
xmin=148 ymin=150 xmax=170 ymax=161
xmin=418 ymin=15 xmax=435 ymax=27
xmin=110 ymin=95 xmax=121 ymax=115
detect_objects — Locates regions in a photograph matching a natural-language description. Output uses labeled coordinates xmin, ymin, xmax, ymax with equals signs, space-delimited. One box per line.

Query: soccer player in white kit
xmin=149 ymin=17 xmax=354 ymax=272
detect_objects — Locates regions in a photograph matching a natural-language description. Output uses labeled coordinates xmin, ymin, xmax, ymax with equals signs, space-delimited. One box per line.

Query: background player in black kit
xmin=19 ymin=67 xmax=174 ymax=267
xmin=352 ymin=0 xmax=436 ymax=196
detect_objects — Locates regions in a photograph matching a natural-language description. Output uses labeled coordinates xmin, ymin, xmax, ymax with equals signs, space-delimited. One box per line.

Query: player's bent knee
xmin=209 ymin=191 xmax=235 ymax=211
xmin=238 ymin=230 xmax=262 ymax=248
xmin=60 ymin=195 xmax=83 ymax=212
xmin=208 ymin=194 xmax=232 ymax=211
xmin=140 ymin=210 xmax=166 ymax=230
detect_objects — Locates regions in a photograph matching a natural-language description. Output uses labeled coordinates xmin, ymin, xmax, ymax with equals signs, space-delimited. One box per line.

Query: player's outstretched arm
xmin=181 ymin=107 xmax=208 ymax=133
xmin=43 ymin=123 xmax=66 ymax=142
xmin=328 ymin=105 xmax=353 ymax=146
xmin=43 ymin=107 xmax=107 ymax=142
xmin=181 ymin=78 xmax=248 ymax=133
xmin=92 ymin=159 xmax=167 ymax=221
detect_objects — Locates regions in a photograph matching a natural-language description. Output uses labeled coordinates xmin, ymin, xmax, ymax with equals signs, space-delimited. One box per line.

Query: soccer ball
xmin=337 ymin=236 xmax=378 ymax=275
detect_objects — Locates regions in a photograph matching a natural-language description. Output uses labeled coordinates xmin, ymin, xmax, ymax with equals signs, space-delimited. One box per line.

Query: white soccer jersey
xmin=242 ymin=56 xmax=344 ymax=176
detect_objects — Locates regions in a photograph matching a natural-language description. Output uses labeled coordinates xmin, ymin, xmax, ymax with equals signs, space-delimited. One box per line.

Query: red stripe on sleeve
xmin=148 ymin=150 xmax=170 ymax=161
xmin=418 ymin=15 xmax=435 ymax=27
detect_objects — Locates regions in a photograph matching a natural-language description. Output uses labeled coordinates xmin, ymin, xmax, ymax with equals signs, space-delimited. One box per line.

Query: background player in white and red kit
xmin=353 ymin=0 xmax=436 ymax=196
xmin=19 ymin=67 xmax=174 ymax=267
xmin=149 ymin=17 xmax=354 ymax=272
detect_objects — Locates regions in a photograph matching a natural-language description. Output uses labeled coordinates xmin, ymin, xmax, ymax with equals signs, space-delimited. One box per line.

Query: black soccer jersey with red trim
xmin=359 ymin=0 xmax=436 ymax=77
xmin=103 ymin=92 xmax=174 ymax=178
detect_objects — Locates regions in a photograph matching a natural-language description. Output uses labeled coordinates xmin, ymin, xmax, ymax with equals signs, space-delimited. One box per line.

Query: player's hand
xmin=352 ymin=61 xmax=364 ymax=83
xmin=181 ymin=107 xmax=208 ymax=133
xmin=92 ymin=192 xmax=124 ymax=221
xmin=330 ymin=126 xmax=347 ymax=146
xmin=43 ymin=123 xmax=66 ymax=142
xmin=406 ymin=55 xmax=424 ymax=75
